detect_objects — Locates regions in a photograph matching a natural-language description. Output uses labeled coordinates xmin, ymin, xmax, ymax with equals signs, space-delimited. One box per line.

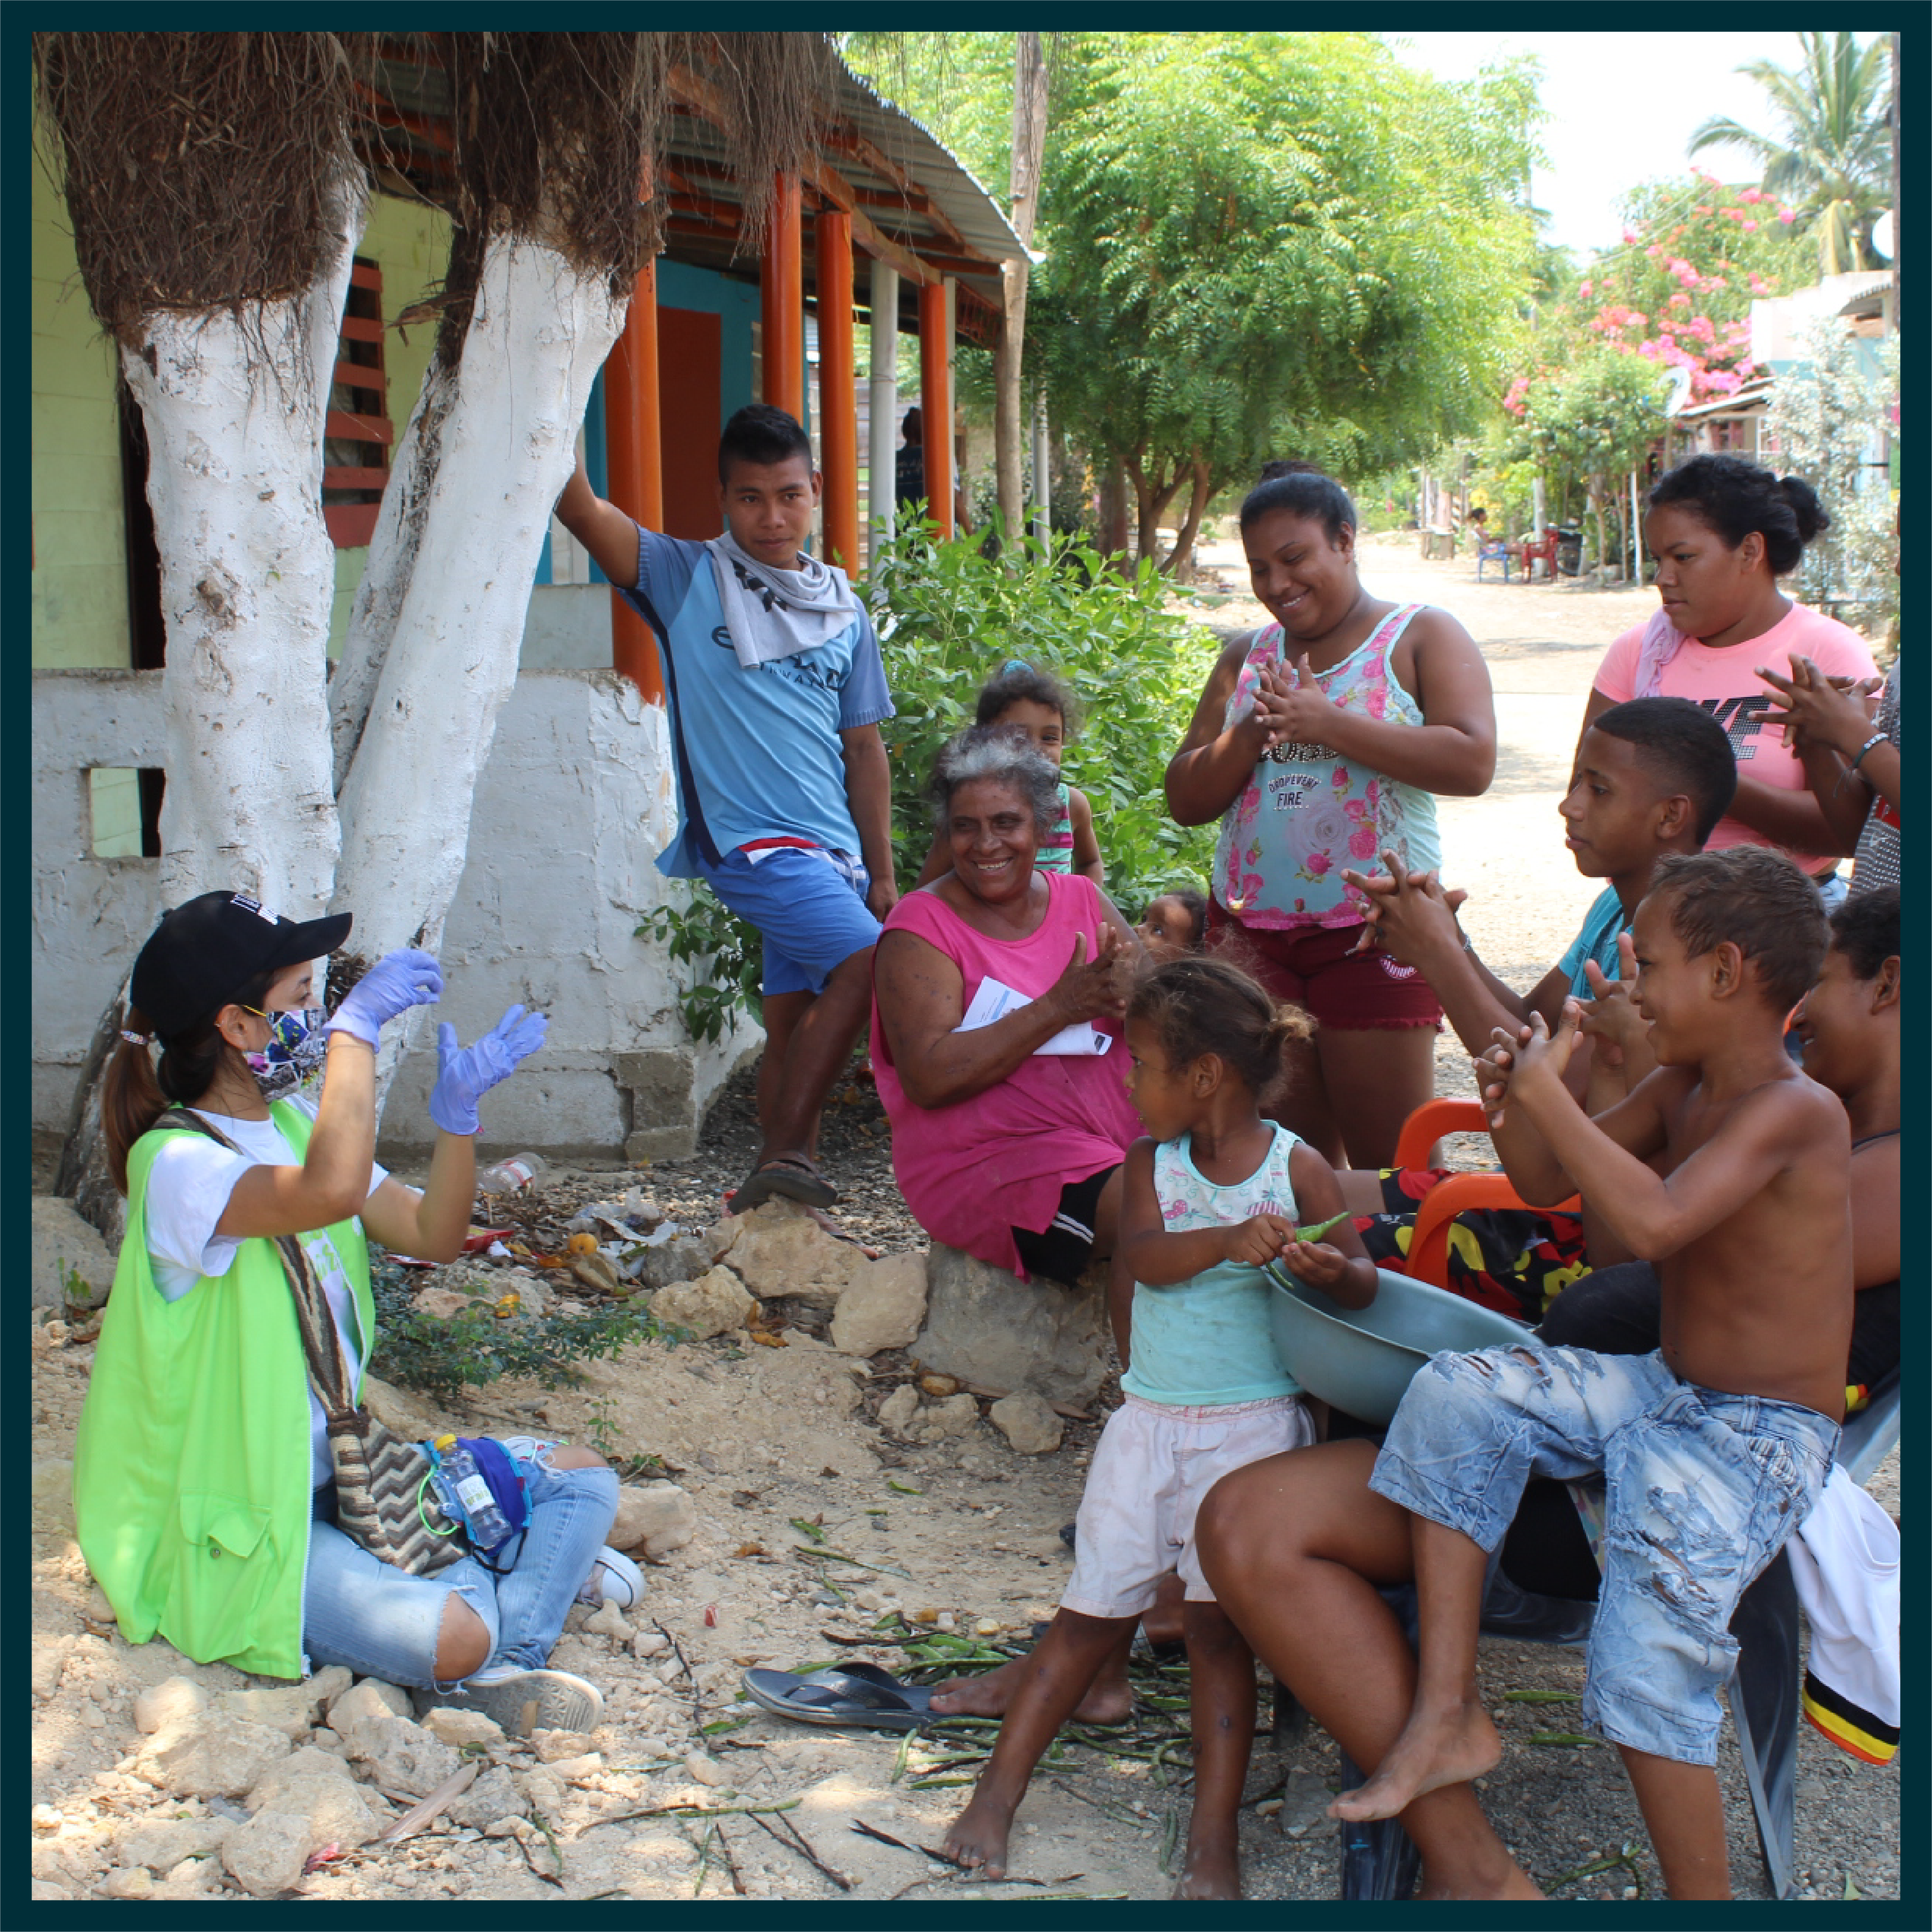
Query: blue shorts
xmin=1369 ymin=1342 xmax=1835 ymax=1765
xmin=695 ymin=844 xmax=881 ymax=997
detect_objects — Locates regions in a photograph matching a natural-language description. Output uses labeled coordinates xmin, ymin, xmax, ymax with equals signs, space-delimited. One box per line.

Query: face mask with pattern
xmin=247 ymin=1007 xmax=329 ymax=1101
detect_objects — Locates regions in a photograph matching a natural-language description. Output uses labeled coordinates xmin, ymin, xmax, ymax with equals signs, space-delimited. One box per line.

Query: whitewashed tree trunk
xmin=122 ymin=172 xmax=366 ymax=916
xmin=331 ymin=235 xmax=625 ymax=1090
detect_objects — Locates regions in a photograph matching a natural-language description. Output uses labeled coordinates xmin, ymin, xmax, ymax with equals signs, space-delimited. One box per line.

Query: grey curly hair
xmin=927 ymin=727 xmax=1060 ymax=838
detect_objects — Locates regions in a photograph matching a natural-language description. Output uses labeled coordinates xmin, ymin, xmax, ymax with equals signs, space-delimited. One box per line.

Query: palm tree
xmin=1689 ymin=32 xmax=1892 ymax=277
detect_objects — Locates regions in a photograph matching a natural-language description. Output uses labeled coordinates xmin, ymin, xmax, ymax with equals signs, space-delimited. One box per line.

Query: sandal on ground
xmin=740 ymin=1660 xmax=931 ymax=1731
xmin=732 ymin=1154 xmax=839 ymax=1213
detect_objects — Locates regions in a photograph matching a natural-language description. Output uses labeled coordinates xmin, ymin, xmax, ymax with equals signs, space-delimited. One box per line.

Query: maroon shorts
xmin=1204 ymin=901 xmax=1445 ymax=1031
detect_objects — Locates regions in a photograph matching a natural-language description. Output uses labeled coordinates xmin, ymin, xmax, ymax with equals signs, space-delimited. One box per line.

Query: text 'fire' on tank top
xmin=1211 ymin=605 xmax=1442 ymax=930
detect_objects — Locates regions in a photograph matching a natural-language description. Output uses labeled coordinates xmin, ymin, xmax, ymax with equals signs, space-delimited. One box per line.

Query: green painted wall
xmin=328 ymin=192 xmax=451 ymax=655
xmin=32 ymin=157 xmax=128 ymax=668
xmin=30 ymin=149 xmax=451 ymax=669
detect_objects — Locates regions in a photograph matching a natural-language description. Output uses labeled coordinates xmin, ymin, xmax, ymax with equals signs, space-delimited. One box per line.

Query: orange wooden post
xmin=603 ymin=261 xmax=664 ymax=701
xmin=918 ymin=277 xmax=952 ymax=537
xmin=761 ymin=172 xmax=805 ymax=421
xmin=814 ymin=210 xmax=860 ymax=575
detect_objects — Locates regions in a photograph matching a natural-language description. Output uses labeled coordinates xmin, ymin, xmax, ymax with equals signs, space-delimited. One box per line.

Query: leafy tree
xmin=1690 ymin=32 xmax=1892 ymax=277
xmin=1767 ymin=322 xmax=1896 ymax=628
xmin=866 ymin=524 xmax=1218 ymax=909
xmin=1031 ymin=35 xmax=1538 ymax=573
xmin=1515 ymin=350 xmax=1671 ymax=567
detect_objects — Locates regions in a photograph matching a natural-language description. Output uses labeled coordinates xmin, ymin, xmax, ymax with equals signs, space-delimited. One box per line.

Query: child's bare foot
xmin=1171 ymin=1829 xmax=1243 ymax=1899
xmin=942 ymin=1791 xmax=1016 ymax=1878
xmin=1328 ymin=1699 xmax=1501 ymax=1823
xmin=927 ymin=1655 xmax=1133 ymax=1726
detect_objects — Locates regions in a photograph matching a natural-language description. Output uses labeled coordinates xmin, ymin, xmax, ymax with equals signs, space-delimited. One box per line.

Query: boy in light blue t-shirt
xmin=558 ymin=405 xmax=895 ymax=1214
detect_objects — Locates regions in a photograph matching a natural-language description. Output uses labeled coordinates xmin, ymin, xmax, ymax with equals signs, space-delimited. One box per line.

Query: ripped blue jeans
xmin=302 ymin=1455 xmax=619 ymax=1689
xmin=1369 ymin=1343 xmax=1836 ymax=1764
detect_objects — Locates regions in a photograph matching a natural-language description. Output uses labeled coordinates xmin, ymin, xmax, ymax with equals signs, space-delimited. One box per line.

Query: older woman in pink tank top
xmin=872 ymin=731 xmax=1142 ymax=1282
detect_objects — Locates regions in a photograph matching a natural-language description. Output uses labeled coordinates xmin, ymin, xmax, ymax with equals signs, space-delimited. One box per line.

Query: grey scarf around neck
xmin=705 ymin=529 xmax=860 ymax=668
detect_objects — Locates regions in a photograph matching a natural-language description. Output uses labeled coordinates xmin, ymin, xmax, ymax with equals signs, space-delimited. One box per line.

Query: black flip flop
xmin=740 ymin=1660 xmax=932 ymax=1731
xmin=733 ymin=1156 xmax=839 ymax=1213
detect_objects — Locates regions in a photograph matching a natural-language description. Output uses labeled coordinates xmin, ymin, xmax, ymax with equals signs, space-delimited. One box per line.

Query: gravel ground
xmin=27 ymin=533 xmax=1896 ymax=1903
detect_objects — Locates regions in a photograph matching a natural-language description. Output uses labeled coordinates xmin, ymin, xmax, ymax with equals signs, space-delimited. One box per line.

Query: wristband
xmin=1850 ymin=731 xmax=1889 ymax=771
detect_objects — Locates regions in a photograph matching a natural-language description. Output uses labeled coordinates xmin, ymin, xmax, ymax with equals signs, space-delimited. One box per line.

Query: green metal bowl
xmin=1266 ymin=1263 xmax=1531 ymax=1426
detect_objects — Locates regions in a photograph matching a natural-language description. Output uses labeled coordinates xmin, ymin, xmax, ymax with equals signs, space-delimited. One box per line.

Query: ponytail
xmin=102 ymin=1007 xmax=172 ymax=1193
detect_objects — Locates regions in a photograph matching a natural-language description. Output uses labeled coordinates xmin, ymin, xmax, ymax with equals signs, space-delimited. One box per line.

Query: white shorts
xmin=1061 ymin=1392 xmax=1314 ymax=1617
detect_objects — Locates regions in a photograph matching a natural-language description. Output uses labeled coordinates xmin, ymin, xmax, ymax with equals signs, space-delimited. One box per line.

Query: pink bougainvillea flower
xmin=1740 ymin=187 xmax=1763 ymax=204
xmin=1669 ymin=291 xmax=1691 ymax=308
xmin=1623 ymin=229 xmax=1639 ymax=245
xmin=1742 ymin=220 xmax=1758 ymax=232
xmin=1579 ymin=279 xmax=1593 ymax=298
xmin=1778 ymin=209 xmax=1796 ymax=223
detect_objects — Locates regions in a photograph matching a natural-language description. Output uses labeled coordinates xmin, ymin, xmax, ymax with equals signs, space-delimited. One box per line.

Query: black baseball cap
xmin=130 ymin=891 xmax=353 ymax=1037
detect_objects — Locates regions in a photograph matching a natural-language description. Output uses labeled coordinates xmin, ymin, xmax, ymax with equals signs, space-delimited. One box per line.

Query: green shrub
xmin=369 ymin=1256 xmax=676 ymax=1406
xmin=635 ymin=896 xmax=763 ymax=1041
xmin=869 ymin=518 xmax=1220 ymax=913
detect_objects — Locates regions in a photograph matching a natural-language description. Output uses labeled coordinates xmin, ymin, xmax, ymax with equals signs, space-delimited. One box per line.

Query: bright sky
xmin=1383 ymin=31 xmax=1809 ymax=257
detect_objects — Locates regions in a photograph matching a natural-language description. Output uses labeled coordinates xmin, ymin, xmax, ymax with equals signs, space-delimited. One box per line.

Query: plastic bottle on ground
xmin=477 ymin=1152 xmax=546 ymax=1194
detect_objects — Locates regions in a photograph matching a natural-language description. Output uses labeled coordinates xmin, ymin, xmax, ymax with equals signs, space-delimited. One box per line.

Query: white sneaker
xmin=413 ymin=1665 xmax=602 ymax=1738
xmin=577 ymin=1544 xmax=645 ymax=1611
xmin=499 ymin=1435 xmax=560 ymax=1468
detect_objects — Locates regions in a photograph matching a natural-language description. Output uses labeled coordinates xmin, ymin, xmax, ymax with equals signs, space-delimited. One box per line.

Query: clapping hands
xmin=1050 ymin=923 xmax=1135 ymax=1025
xmin=1340 ymin=849 xmax=1470 ymax=964
xmin=1574 ymin=932 xmax=1649 ymax=1072
xmin=1475 ymin=1003 xmax=1582 ymax=1129
xmin=1249 ymin=654 xmax=1336 ymax=751
xmin=1757 ymin=654 xmax=1882 ymax=756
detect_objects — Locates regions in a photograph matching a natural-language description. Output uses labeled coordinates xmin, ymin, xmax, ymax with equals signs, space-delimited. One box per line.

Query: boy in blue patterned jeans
xmin=557 ymin=405 xmax=896 ymax=1213
xmin=1336 ymin=847 xmax=1851 ymax=1899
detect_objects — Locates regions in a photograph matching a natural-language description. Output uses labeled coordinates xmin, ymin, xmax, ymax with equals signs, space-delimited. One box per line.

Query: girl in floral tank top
xmin=1213 ymin=607 xmax=1442 ymax=926
xmin=1167 ymin=467 xmax=1496 ymax=1168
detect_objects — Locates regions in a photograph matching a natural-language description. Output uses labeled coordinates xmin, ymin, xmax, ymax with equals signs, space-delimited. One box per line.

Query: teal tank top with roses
xmin=1211 ymin=605 xmax=1442 ymax=930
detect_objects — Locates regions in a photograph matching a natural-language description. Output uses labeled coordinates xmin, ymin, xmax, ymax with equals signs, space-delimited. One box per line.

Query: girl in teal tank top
xmin=937 ymin=956 xmax=1377 ymax=1896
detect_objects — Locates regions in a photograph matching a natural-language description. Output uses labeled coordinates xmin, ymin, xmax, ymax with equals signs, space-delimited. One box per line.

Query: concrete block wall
xmin=30 ymin=667 xmax=755 ymax=1159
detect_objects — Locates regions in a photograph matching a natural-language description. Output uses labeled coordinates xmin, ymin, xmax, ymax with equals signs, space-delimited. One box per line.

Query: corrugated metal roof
xmin=834 ymin=64 xmax=1033 ymax=269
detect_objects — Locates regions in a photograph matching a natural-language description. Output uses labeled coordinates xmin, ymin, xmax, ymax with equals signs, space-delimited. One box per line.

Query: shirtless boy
xmin=1336 ymin=844 xmax=1851 ymax=1898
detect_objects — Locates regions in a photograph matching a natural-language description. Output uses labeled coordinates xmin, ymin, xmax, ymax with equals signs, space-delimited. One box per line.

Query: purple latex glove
xmin=428 ymin=1005 xmax=549 ymax=1135
xmin=323 ymin=948 xmax=443 ymax=1044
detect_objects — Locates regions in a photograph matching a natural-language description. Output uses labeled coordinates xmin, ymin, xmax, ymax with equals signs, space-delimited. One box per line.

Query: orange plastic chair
xmin=1390 ymin=1100 xmax=1582 ymax=1292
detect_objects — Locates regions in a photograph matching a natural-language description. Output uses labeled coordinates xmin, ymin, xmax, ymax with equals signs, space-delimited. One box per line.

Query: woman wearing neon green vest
xmin=76 ymin=892 xmax=630 ymax=1736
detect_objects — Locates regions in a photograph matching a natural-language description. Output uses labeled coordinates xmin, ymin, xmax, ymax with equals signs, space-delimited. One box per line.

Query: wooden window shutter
xmin=323 ymin=256 xmax=393 ymax=547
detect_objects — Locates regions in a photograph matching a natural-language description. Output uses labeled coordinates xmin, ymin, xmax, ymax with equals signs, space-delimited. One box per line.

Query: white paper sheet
xmin=954 ymin=974 xmax=1112 ymax=1056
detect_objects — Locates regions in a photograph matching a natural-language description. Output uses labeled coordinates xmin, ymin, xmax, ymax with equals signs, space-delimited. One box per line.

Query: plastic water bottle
xmin=477 ymin=1152 xmax=546 ymax=1195
xmin=432 ymin=1436 xmax=513 ymax=1552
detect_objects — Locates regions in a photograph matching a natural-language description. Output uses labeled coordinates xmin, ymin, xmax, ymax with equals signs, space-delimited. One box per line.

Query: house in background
xmin=32 ymin=37 xmax=1025 ymax=1161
